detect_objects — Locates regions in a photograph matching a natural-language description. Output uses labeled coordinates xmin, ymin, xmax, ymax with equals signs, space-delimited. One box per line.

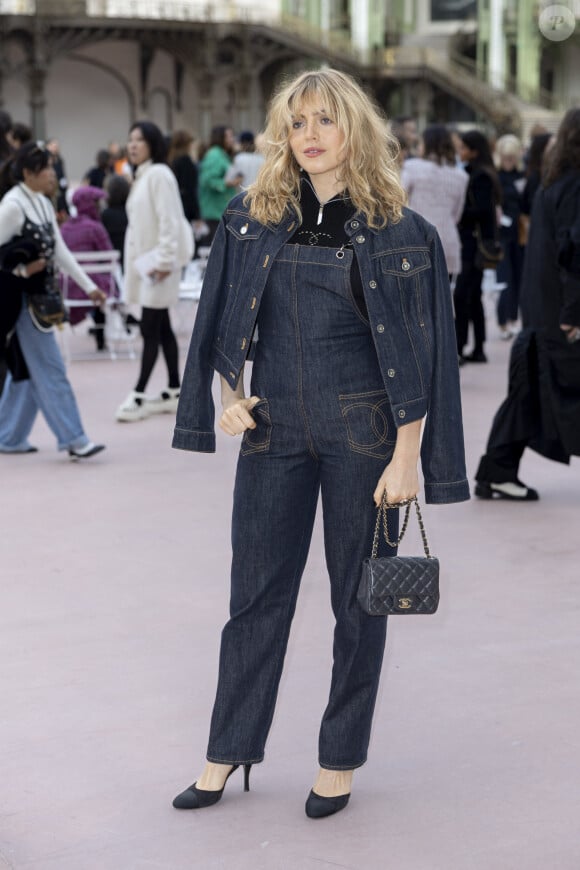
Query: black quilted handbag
xmin=358 ymin=495 xmax=440 ymax=616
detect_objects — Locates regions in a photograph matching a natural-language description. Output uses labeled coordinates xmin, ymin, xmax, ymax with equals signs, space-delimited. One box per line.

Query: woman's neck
xmin=306 ymin=174 xmax=346 ymax=205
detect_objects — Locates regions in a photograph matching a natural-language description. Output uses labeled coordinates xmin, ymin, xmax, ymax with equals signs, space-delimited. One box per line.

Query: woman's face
xmin=499 ymin=152 xmax=519 ymax=171
xmin=223 ymin=128 xmax=236 ymax=151
xmin=288 ymin=97 xmax=346 ymax=193
xmin=127 ymin=128 xmax=151 ymax=166
xmin=22 ymin=164 xmax=54 ymax=195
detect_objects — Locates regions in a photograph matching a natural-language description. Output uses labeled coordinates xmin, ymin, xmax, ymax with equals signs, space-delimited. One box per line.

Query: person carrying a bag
xmin=171 ymin=68 xmax=469 ymax=820
xmin=454 ymin=130 xmax=502 ymax=363
xmin=0 ymin=141 xmax=106 ymax=458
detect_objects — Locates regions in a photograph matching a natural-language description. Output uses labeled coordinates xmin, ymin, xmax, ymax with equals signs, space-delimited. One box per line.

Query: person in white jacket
xmin=0 ymin=141 xmax=106 ymax=458
xmin=116 ymin=121 xmax=193 ymax=422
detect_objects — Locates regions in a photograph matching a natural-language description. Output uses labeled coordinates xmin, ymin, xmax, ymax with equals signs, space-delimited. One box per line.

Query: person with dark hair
xmin=7 ymin=122 xmax=32 ymax=150
xmin=454 ymin=129 xmax=502 ymax=362
xmin=84 ymin=148 xmax=111 ymax=189
xmin=474 ymin=107 xmax=580 ymax=500
xmin=168 ymin=129 xmax=201 ymax=223
xmin=46 ymin=138 xmax=69 ymax=216
xmin=101 ymin=173 xmax=130 ymax=265
xmin=198 ymin=126 xmax=242 ymax=244
xmin=171 ymin=68 xmax=468 ymax=819
xmin=521 ymin=132 xmax=554 ymax=218
xmin=115 ymin=120 xmax=193 ymax=422
xmin=401 ymin=124 xmax=468 ymax=278
xmin=0 ymin=142 xmax=106 ymax=457
xmin=0 ymin=110 xmax=13 ymax=163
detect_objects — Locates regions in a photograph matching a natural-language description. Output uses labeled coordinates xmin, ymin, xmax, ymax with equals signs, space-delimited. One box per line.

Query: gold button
xmin=241 ymin=338 xmax=247 ymax=350
xmin=377 ymin=323 xmax=385 ymax=333
xmin=263 ymin=255 xmax=269 ymax=268
xmin=250 ymin=297 xmax=257 ymax=309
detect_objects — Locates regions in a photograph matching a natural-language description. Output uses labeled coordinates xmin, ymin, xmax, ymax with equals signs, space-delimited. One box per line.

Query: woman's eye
xmin=292 ymin=120 xmax=304 ymax=130
xmin=320 ymin=117 xmax=333 ymax=125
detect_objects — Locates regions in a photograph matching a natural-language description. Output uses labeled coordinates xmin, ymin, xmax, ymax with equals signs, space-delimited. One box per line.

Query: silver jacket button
xmin=377 ymin=323 xmax=385 ymax=333
xmin=356 ymin=234 xmax=365 ymax=244
xmin=387 ymin=368 xmax=396 ymax=378
xmin=401 ymin=258 xmax=411 ymax=271
xmin=240 ymin=223 xmax=248 ymax=235
xmin=369 ymin=280 xmax=377 ymax=289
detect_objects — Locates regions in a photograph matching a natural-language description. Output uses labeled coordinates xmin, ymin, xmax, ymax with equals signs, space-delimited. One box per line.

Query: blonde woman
xmin=172 ymin=69 xmax=468 ymax=818
xmin=494 ymin=134 xmax=525 ymax=338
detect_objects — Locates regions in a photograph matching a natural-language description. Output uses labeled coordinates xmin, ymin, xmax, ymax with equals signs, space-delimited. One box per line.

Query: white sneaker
xmin=115 ymin=391 xmax=150 ymax=422
xmin=145 ymin=387 xmax=180 ymax=415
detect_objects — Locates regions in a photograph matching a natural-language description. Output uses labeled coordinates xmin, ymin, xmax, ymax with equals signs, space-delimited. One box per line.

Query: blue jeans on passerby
xmin=0 ymin=303 xmax=90 ymax=452
xmin=206 ymin=243 xmax=399 ymax=770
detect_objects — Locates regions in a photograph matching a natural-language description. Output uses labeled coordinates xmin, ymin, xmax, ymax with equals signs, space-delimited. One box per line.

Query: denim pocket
xmin=339 ymin=390 xmax=396 ymax=459
xmin=240 ymin=398 xmax=272 ymax=456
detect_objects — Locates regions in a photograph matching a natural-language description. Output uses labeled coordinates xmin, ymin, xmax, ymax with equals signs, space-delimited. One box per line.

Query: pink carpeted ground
xmin=1 ymin=308 xmax=579 ymax=869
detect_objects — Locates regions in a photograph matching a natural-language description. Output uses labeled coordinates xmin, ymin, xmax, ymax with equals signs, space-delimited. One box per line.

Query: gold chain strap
xmin=371 ymin=493 xmax=432 ymax=559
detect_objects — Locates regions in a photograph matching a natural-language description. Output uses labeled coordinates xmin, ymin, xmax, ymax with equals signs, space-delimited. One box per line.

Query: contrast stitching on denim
xmin=339 ymin=395 xmax=395 ymax=458
xmin=398 ymin=275 xmax=425 ymax=394
xmin=259 ymin=473 xmax=320 ymax=751
xmin=291 ymin=245 xmax=318 ymax=461
xmin=240 ymin=400 xmax=272 ymax=456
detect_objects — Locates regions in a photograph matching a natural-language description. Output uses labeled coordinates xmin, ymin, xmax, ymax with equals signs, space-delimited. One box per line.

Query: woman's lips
xmin=304 ymin=149 xmax=325 ymax=156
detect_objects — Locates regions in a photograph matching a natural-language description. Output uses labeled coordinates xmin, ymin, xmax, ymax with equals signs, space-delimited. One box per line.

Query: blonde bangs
xmin=246 ymin=68 xmax=405 ymax=228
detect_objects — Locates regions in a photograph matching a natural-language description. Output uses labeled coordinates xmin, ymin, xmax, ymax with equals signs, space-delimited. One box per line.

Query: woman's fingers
xmin=219 ymin=396 xmax=262 ymax=436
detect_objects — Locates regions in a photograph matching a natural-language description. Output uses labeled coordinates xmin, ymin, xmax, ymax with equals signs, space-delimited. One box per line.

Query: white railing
xmin=0 ymin=0 xmax=35 ymax=12
xmin=85 ymin=0 xmax=279 ymax=22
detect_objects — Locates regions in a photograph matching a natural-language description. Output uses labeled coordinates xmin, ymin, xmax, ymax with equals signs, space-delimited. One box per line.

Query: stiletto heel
xmin=172 ymin=763 xmax=251 ymax=810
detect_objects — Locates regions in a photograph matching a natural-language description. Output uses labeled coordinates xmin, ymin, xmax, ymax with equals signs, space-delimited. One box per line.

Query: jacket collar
xmin=135 ymin=159 xmax=153 ymax=179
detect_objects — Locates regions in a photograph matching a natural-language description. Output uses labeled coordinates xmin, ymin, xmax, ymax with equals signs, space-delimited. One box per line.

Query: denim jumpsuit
xmin=207 ymin=241 xmax=399 ymax=770
xmin=0 ymin=207 xmax=91 ymax=454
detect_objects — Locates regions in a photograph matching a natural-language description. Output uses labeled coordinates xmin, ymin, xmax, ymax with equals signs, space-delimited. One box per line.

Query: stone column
xmin=29 ymin=65 xmax=48 ymax=139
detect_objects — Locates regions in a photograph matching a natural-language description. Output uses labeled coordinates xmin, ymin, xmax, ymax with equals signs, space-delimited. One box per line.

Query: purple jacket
xmin=60 ymin=209 xmax=115 ymax=324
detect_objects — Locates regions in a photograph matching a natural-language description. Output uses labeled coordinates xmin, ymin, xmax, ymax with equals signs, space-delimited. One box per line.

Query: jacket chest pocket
xmin=377 ymin=250 xmax=431 ymax=279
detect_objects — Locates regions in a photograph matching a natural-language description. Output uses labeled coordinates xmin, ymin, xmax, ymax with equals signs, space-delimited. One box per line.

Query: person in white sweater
xmin=0 ymin=141 xmax=106 ymax=458
xmin=116 ymin=121 xmax=193 ymax=422
xmin=401 ymin=125 xmax=468 ymax=279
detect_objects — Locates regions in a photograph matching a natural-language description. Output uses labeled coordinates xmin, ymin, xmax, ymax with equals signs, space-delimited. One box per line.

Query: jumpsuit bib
xmin=207 ymin=242 xmax=400 ymax=770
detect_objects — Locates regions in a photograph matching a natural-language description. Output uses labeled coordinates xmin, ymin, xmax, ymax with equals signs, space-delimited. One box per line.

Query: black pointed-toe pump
xmin=172 ymin=763 xmax=252 ymax=810
xmin=305 ymin=789 xmax=350 ymax=819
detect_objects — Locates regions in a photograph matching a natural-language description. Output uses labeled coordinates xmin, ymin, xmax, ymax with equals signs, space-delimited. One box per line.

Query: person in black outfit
xmin=494 ymin=135 xmax=524 ymax=339
xmin=168 ymin=129 xmax=200 ymax=223
xmin=101 ymin=174 xmax=130 ymax=266
xmin=454 ymin=130 xmax=502 ymax=363
xmin=475 ymin=108 xmax=580 ymax=500
xmin=520 ymin=133 xmax=553 ymax=219
xmin=84 ymin=149 xmax=110 ymax=188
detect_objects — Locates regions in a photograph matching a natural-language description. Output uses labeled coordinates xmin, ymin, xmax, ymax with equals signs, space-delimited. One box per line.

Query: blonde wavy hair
xmin=245 ymin=68 xmax=404 ymax=228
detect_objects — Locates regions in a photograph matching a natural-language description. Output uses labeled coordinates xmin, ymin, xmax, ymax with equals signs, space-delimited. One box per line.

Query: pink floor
xmin=1 ymin=310 xmax=579 ymax=869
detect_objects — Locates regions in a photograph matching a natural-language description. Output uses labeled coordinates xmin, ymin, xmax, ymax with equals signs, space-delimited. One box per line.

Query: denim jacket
xmin=173 ymin=195 xmax=470 ymax=504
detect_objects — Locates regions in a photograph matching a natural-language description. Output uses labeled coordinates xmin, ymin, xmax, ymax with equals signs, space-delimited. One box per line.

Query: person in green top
xmin=199 ymin=126 xmax=242 ymax=244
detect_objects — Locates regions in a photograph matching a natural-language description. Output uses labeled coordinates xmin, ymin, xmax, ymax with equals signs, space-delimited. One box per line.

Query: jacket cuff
xmin=172 ymin=427 xmax=216 ymax=453
xmin=392 ymin=397 xmax=428 ymax=426
xmin=424 ymin=479 xmax=471 ymax=504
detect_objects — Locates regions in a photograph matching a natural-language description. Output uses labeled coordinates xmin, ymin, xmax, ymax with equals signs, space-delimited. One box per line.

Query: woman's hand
xmin=219 ymin=396 xmax=261 ymax=436
xmin=373 ymin=418 xmax=422 ymax=506
xmin=373 ymin=457 xmax=420 ymax=507
xmin=560 ymin=323 xmax=580 ymax=343
xmin=148 ymin=268 xmax=172 ymax=283
xmin=26 ymin=257 xmax=47 ymax=276
xmin=87 ymin=288 xmax=107 ymax=305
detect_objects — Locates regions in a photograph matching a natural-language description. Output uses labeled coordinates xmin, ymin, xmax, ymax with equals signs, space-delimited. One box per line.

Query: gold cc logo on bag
xmin=398 ymin=598 xmax=413 ymax=609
